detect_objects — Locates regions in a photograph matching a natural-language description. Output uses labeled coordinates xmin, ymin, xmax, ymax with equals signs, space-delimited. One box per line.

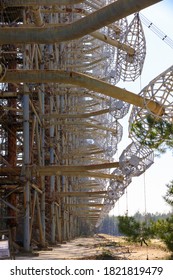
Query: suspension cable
xmin=140 ymin=13 xmax=173 ymax=49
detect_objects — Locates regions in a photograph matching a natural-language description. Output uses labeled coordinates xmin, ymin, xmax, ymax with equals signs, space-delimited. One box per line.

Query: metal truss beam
xmin=2 ymin=0 xmax=84 ymax=6
xmin=36 ymin=170 xmax=123 ymax=180
xmin=43 ymin=108 xmax=110 ymax=119
xmin=56 ymin=191 xmax=107 ymax=197
xmin=2 ymin=69 xmax=164 ymax=115
xmin=36 ymin=161 xmax=120 ymax=172
xmin=65 ymin=203 xmax=104 ymax=208
xmin=0 ymin=0 xmax=162 ymax=44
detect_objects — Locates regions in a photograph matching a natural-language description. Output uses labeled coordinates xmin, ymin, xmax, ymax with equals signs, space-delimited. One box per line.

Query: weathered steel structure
xmin=1 ymin=0 xmax=172 ymax=253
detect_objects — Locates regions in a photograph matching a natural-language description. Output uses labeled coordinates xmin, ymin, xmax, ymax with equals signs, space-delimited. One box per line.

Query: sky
xmin=110 ymin=0 xmax=173 ymax=216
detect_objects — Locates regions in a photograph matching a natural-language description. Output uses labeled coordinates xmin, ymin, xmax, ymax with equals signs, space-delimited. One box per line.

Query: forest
xmin=97 ymin=211 xmax=172 ymax=236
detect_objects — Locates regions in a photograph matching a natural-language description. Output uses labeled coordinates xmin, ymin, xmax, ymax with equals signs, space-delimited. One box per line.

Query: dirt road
xmin=15 ymin=234 xmax=171 ymax=260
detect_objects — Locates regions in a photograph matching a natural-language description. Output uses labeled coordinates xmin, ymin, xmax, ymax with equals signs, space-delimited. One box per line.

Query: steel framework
xmin=1 ymin=0 xmax=170 ymax=253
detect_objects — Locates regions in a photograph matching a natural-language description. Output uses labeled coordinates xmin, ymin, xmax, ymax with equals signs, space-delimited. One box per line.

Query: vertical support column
xmin=59 ymin=201 xmax=63 ymax=243
xmin=40 ymin=85 xmax=46 ymax=245
xmin=57 ymin=174 xmax=62 ymax=243
xmin=6 ymin=47 xmax=17 ymax=240
xmin=50 ymin=94 xmax=56 ymax=243
xmin=61 ymin=176 xmax=66 ymax=241
xmin=63 ymin=210 xmax=66 ymax=241
xmin=23 ymin=92 xmax=30 ymax=251
xmin=7 ymin=98 xmax=17 ymax=239
xmin=22 ymin=8 xmax=31 ymax=251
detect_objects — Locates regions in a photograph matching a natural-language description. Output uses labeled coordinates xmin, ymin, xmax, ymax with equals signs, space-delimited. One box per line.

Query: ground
xmin=15 ymin=234 xmax=172 ymax=260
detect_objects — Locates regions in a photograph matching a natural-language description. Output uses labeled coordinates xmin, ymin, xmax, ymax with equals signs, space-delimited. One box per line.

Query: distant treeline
xmin=97 ymin=211 xmax=172 ymax=236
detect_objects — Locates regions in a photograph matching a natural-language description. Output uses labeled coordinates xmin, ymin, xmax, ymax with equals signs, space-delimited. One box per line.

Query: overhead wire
xmin=140 ymin=13 xmax=173 ymax=49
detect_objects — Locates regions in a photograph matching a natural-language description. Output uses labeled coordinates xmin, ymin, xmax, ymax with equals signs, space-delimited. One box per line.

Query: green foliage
xmin=118 ymin=215 xmax=140 ymax=242
xmin=97 ymin=212 xmax=171 ymax=236
xmin=151 ymin=216 xmax=173 ymax=252
xmin=133 ymin=211 xmax=171 ymax=222
xmin=98 ymin=211 xmax=173 ymax=253
xmin=149 ymin=180 xmax=173 ymax=252
xmin=117 ymin=214 xmax=173 ymax=252
xmin=163 ymin=180 xmax=173 ymax=207
xmin=117 ymin=215 xmax=153 ymax=242
xmin=131 ymin=114 xmax=173 ymax=153
xmin=145 ymin=180 xmax=173 ymax=253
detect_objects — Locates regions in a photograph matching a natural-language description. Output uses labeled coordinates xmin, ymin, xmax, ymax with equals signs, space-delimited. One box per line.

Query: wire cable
xmin=140 ymin=13 xmax=173 ymax=49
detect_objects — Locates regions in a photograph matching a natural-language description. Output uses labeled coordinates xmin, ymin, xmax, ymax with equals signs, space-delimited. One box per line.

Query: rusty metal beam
xmin=36 ymin=162 xmax=119 ymax=172
xmin=0 ymin=198 xmax=20 ymax=212
xmin=0 ymin=167 xmax=21 ymax=176
xmin=1 ymin=69 xmax=164 ymax=115
xmin=0 ymin=0 xmax=162 ymax=44
xmin=31 ymin=6 xmax=44 ymax=27
xmin=65 ymin=203 xmax=104 ymax=208
xmin=7 ymin=80 xmax=18 ymax=232
xmin=91 ymin=31 xmax=135 ymax=55
xmin=56 ymin=191 xmax=107 ymax=197
xmin=36 ymin=170 xmax=123 ymax=180
xmin=3 ymin=0 xmax=84 ymax=7
xmin=0 ymin=92 xmax=18 ymax=98
xmin=43 ymin=108 xmax=110 ymax=119
xmin=0 ymin=165 xmax=122 ymax=180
